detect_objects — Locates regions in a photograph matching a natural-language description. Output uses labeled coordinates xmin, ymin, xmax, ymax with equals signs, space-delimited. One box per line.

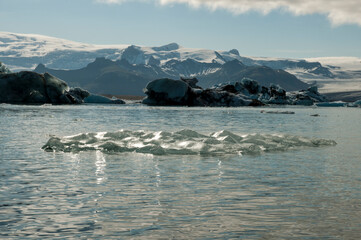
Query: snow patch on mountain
xmin=0 ymin=31 xmax=129 ymax=57
xmin=307 ymin=57 xmax=361 ymax=71
xmin=120 ymin=45 xmax=239 ymax=66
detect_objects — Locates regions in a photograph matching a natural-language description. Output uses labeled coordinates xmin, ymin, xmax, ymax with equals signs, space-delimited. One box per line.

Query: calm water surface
xmin=0 ymin=103 xmax=360 ymax=239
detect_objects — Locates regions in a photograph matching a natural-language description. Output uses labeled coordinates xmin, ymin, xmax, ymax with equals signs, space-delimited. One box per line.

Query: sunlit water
xmin=0 ymin=103 xmax=360 ymax=239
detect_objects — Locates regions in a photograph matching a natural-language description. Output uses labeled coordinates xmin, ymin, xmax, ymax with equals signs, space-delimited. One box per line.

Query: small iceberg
xmin=347 ymin=100 xmax=361 ymax=107
xmin=260 ymin=110 xmax=295 ymax=114
xmin=84 ymin=94 xmax=125 ymax=104
xmin=42 ymin=129 xmax=337 ymax=156
xmin=315 ymin=101 xmax=347 ymax=107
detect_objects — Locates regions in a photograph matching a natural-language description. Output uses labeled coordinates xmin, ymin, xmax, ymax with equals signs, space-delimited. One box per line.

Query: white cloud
xmin=95 ymin=0 xmax=361 ymax=26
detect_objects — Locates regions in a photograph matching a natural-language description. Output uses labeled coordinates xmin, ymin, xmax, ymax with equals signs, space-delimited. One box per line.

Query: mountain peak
xmin=87 ymin=57 xmax=115 ymax=68
xmin=34 ymin=63 xmax=46 ymax=73
xmin=229 ymin=49 xmax=240 ymax=56
xmin=152 ymin=43 xmax=180 ymax=51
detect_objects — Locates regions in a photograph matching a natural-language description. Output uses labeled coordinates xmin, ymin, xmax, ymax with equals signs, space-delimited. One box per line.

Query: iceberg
xmin=315 ymin=101 xmax=347 ymax=107
xmin=142 ymin=78 xmax=190 ymax=105
xmin=84 ymin=94 xmax=125 ymax=104
xmin=260 ymin=110 xmax=295 ymax=114
xmin=0 ymin=66 xmax=89 ymax=104
xmin=142 ymin=77 xmax=327 ymax=107
xmin=42 ymin=129 xmax=337 ymax=156
xmin=347 ymin=99 xmax=361 ymax=107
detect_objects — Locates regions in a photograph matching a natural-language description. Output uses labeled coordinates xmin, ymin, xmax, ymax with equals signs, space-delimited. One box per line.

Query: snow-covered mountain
xmin=34 ymin=57 xmax=308 ymax=95
xmin=1 ymin=31 xmax=360 ymax=93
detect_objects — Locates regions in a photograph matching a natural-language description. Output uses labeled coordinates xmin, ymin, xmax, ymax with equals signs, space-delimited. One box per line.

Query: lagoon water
xmin=0 ymin=103 xmax=360 ymax=239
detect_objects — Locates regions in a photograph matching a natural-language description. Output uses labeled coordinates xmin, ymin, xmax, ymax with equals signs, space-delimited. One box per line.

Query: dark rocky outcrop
xmin=0 ymin=70 xmax=89 ymax=104
xmin=142 ymin=77 xmax=327 ymax=107
xmin=142 ymin=78 xmax=191 ymax=106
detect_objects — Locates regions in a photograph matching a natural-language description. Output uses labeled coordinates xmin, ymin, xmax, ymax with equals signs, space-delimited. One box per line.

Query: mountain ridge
xmin=2 ymin=31 xmax=361 ymax=93
xmin=34 ymin=57 xmax=309 ymax=95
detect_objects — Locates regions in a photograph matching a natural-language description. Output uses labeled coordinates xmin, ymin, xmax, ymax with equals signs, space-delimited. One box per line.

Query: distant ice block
xmin=348 ymin=99 xmax=361 ymax=107
xmin=84 ymin=94 xmax=125 ymax=104
xmin=315 ymin=101 xmax=347 ymax=107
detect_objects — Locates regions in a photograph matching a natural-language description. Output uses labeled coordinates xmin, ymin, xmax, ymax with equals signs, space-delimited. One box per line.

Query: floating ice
xmin=316 ymin=101 xmax=347 ymax=107
xmin=260 ymin=110 xmax=295 ymax=114
xmin=348 ymin=100 xmax=361 ymax=108
xmin=84 ymin=94 xmax=125 ymax=104
xmin=42 ymin=129 xmax=336 ymax=156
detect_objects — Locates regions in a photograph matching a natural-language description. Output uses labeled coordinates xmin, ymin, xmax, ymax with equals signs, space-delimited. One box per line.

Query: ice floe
xmin=42 ymin=129 xmax=337 ymax=156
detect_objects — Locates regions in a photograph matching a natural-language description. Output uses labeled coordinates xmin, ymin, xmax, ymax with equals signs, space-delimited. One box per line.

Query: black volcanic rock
xmin=0 ymin=71 xmax=89 ymax=104
xmin=143 ymin=78 xmax=191 ymax=106
xmin=180 ymin=77 xmax=201 ymax=89
xmin=142 ymin=77 xmax=326 ymax=107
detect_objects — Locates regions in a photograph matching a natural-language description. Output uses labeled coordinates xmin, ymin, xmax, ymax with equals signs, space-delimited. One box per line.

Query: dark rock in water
xmin=268 ymin=84 xmax=287 ymax=104
xmin=270 ymin=84 xmax=286 ymax=98
xmin=219 ymin=84 xmax=238 ymax=94
xmin=142 ymin=77 xmax=328 ymax=107
xmin=241 ymin=78 xmax=260 ymax=94
xmin=142 ymin=78 xmax=251 ymax=107
xmin=142 ymin=78 xmax=190 ymax=106
xmin=249 ymin=99 xmax=265 ymax=106
xmin=192 ymin=89 xmax=250 ymax=107
xmin=287 ymin=86 xmax=327 ymax=105
xmin=0 ymin=70 xmax=89 ymax=104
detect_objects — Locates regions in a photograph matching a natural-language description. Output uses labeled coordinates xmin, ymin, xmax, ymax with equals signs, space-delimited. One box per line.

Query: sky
xmin=1 ymin=0 xmax=361 ymax=58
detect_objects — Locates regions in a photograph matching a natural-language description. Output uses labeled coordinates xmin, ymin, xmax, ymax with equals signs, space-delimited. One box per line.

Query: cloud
xmin=95 ymin=0 xmax=361 ymax=26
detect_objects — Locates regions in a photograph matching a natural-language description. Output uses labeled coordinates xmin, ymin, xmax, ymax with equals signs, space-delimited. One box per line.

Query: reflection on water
xmin=95 ymin=151 xmax=106 ymax=184
xmin=0 ymin=104 xmax=360 ymax=239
